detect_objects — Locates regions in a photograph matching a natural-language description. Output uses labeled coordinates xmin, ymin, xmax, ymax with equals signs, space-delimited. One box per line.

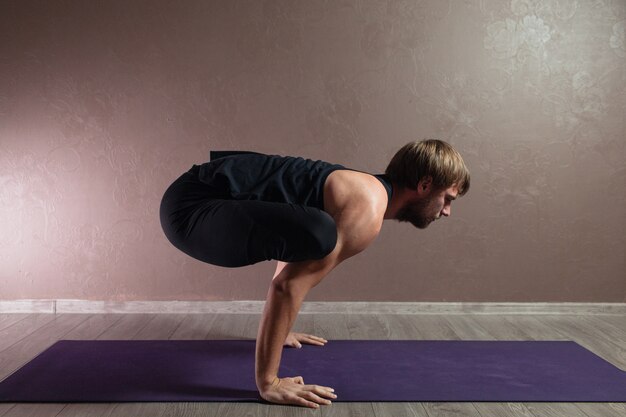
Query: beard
xmin=396 ymin=198 xmax=437 ymax=229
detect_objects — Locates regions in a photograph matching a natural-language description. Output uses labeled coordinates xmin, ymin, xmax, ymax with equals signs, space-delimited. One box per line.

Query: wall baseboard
xmin=0 ymin=300 xmax=625 ymax=315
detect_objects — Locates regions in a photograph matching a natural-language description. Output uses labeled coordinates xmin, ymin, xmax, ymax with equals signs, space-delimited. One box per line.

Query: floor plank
xmin=205 ymin=313 xmax=257 ymax=340
xmin=0 ymin=315 xmax=31 ymax=333
xmin=441 ymin=315 xmax=496 ymax=340
xmin=135 ymin=313 xmax=187 ymax=339
xmin=576 ymin=402 xmax=626 ymax=417
xmin=372 ymin=402 xmax=426 ymax=417
xmin=0 ymin=403 xmax=66 ymax=417
xmin=473 ymin=403 xmax=535 ymax=417
xmin=0 ymin=314 xmax=57 ymax=354
xmin=96 ymin=314 xmax=155 ymax=340
xmin=170 ymin=313 xmax=219 ymax=339
xmin=422 ymin=402 xmax=481 ymax=417
xmin=53 ymin=403 xmax=116 ymax=417
xmin=599 ymin=315 xmax=626 ymax=341
xmin=63 ymin=314 xmax=126 ymax=340
xmin=460 ymin=315 xmax=531 ymax=340
xmin=499 ymin=315 xmax=569 ymax=341
xmin=534 ymin=315 xmax=626 ymax=368
xmin=522 ymin=402 xmax=593 ymax=417
xmin=404 ymin=315 xmax=460 ymax=340
xmin=0 ymin=314 xmax=91 ymax=381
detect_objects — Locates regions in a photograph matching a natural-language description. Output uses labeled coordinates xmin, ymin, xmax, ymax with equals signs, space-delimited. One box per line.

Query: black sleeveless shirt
xmin=188 ymin=151 xmax=393 ymax=212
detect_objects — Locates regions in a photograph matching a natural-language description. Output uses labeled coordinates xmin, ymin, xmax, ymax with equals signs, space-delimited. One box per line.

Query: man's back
xmin=195 ymin=151 xmax=393 ymax=213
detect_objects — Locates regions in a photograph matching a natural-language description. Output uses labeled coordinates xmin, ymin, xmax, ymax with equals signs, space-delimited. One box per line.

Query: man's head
xmin=385 ymin=139 xmax=470 ymax=228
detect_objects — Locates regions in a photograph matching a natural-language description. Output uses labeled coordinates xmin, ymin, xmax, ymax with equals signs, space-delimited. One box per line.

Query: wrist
xmin=257 ymin=375 xmax=279 ymax=390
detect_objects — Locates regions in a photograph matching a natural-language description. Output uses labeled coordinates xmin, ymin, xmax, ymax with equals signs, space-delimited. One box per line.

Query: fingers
xmin=279 ymin=391 xmax=319 ymax=409
xmin=297 ymin=333 xmax=328 ymax=346
xmin=297 ymin=398 xmax=320 ymax=409
xmin=293 ymin=385 xmax=336 ymax=408
xmin=301 ymin=390 xmax=333 ymax=406
xmin=288 ymin=377 xmax=336 ymax=401
xmin=305 ymin=334 xmax=328 ymax=345
xmin=286 ymin=333 xmax=328 ymax=348
xmin=308 ymin=384 xmax=336 ymax=399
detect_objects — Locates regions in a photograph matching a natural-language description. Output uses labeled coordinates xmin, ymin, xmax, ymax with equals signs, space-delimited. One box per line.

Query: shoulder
xmin=324 ymin=169 xmax=387 ymax=220
xmin=323 ymin=170 xmax=386 ymax=259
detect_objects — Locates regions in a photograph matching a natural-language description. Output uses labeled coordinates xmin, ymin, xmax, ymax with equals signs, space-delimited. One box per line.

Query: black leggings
xmin=159 ymin=169 xmax=338 ymax=268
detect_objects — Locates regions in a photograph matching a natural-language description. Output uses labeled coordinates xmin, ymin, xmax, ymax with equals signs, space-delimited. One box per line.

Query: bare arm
xmin=255 ymin=194 xmax=384 ymax=408
xmin=255 ymin=251 xmax=339 ymax=405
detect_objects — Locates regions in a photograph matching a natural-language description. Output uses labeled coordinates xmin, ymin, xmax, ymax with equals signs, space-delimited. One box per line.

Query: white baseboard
xmin=0 ymin=300 xmax=625 ymax=315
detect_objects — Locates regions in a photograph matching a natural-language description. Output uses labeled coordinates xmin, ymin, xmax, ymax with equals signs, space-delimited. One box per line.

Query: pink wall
xmin=0 ymin=0 xmax=624 ymax=302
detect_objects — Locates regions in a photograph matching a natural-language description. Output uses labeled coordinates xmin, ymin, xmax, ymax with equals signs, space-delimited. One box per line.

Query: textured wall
xmin=0 ymin=0 xmax=624 ymax=302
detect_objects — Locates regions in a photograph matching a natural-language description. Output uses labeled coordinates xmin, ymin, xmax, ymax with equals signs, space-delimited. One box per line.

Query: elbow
xmin=271 ymin=276 xmax=312 ymax=299
xmin=270 ymin=252 xmax=338 ymax=295
xmin=271 ymin=276 xmax=291 ymax=294
xmin=271 ymin=266 xmax=330 ymax=296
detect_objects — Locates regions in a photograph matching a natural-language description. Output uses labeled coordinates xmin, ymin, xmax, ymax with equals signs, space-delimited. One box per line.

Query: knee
xmin=306 ymin=212 xmax=338 ymax=259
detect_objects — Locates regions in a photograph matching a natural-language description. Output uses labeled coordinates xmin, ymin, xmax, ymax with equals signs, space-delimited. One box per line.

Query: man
xmin=159 ymin=139 xmax=470 ymax=408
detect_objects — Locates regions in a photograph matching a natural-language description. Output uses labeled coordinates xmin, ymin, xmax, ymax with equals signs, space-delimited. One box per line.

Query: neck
xmin=383 ymin=181 xmax=408 ymax=220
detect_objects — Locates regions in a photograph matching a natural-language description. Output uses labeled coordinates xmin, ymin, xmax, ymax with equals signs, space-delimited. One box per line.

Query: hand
xmin=259 ymin=376 xmax=336 ymax=408
xmin=283 ymin=332 xmax=328 ymax=348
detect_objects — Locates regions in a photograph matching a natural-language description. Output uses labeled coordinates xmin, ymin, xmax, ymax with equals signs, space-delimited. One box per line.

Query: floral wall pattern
xmin=0 ymin=0 xmax=624 ymax=302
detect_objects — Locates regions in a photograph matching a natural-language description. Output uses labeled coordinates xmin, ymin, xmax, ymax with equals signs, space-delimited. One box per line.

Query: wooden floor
xmin=0 ymin=312 xmax=624 ymax=416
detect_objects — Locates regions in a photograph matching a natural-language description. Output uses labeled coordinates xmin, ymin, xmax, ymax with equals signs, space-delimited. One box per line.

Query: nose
xmin=441 ymin=205 xmax=450 ymax=217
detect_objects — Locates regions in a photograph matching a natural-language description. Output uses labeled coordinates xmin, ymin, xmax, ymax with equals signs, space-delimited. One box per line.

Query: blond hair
xmin=384 ymin=139 xmax=470 ymax=195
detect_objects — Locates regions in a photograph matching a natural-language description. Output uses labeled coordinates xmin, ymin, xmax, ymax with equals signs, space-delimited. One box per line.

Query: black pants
xmin=159 ymin=168 xmax=338 ymax=268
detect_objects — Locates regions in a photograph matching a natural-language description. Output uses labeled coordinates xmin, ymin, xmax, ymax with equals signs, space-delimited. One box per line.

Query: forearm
xmin=255 ymin=282 xmax=308 ymax=389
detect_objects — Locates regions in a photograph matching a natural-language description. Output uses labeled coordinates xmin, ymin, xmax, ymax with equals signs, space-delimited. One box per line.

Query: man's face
xmin=397 ymin=183 xmax=459 ymax=229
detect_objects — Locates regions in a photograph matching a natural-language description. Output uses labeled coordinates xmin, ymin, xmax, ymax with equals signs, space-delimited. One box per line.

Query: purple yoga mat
xmin=0 ymin=340 xmax=624 ymax=402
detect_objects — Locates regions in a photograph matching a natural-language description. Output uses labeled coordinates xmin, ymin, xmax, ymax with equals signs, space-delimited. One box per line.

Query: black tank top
xmin=188 ymin=151 xmax=393 ymax=212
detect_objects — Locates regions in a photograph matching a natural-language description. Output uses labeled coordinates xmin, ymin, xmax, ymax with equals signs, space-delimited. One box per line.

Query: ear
xmin=416 ymin=176 xmax=433 ymax=196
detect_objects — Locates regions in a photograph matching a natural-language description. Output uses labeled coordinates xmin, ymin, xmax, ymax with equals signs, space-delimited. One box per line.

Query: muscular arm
xmin=255 ymin=191 xmax=384 ymax=406
xmin=255 ymin=254 xmax=337 ymax=390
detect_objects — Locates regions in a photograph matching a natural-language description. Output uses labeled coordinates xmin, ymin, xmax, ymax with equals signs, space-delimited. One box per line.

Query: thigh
xmin=161 ymin=195 xmax=337 ymax=267
xmin=238 ymin=200 xmax=338 ymax=265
